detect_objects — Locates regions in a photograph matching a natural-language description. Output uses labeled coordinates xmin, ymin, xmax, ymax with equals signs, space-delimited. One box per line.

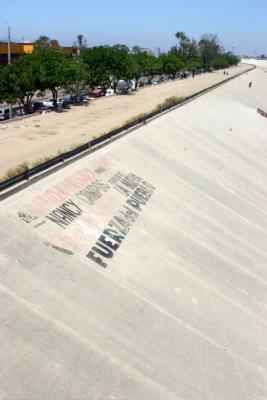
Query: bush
xmin=3 ymin=162 xmax=29 ymax=181
xmin=153 ymin=96 xmax=184 ymax=112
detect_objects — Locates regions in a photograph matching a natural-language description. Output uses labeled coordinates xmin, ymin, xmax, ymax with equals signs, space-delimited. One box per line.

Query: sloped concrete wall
xmin=0 ymin=63 xmax=267 ymax=399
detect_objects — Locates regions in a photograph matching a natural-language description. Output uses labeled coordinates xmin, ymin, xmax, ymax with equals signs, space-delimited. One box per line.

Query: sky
xmin=0 ymin=0 xmax=266 ymax=56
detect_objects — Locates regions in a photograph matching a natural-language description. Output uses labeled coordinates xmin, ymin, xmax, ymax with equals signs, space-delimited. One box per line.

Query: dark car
xmin=57 ymin=97 xmax=72 ymax=108
xmin=32 ymin=102 xmax=51 ymax=113
xmin=70 ymin=95 xmax=88 ymax=104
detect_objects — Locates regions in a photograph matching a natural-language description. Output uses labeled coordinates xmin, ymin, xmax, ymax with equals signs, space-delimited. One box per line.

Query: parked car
xmin=61 ymin=95 xmax=75 ymax=104
xmin=180 ymin=71 xmax=190 ymax=79
xmin=70 ymin=95 xmax=88 ymax=104
xmin=116 ymin=88 xmax=130 ymax=95
xmin=0 ymin=107 xmax=17 ymax=120
xmin=42 ymin=97 xmax=73 ymax=108
xmin=130 ymin=80 xmax=137 ymax=90
xmin=42 ymin=98 xmax=55 ymax=107
xmin=105 ymin=88 xmax=115 ymax=96
xmin=116 ymin=80 xmax=136 ymax=94
xmin=57 ymin=97 xmax=72 ymax=108
xmin=88 ymin=89 xmax=103 ymax=99
xmin=33 ymin=102 xmax=52 ymax=113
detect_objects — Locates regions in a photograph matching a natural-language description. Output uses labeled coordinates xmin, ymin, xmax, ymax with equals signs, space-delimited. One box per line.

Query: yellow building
xmin=0 ymin=43 xmax=77 ymax=65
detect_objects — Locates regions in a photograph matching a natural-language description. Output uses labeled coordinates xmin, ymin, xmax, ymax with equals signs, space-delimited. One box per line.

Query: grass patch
xmin=122 ymin=96 xmax=185 ymax=127
xmin=0 ymin=161 xmax=30 ymax=183
xmin=152 ymin=96 xmax=184 ymax=113
xmin=68 ymin=142 xmax=85 ymax=151
xmin=4 ymin=162 xmax=29 ymax=179
xmin=31 ymin=155 xmax=55 ymax=167
xmin=123 ymin=113 xmax=149 ymax=126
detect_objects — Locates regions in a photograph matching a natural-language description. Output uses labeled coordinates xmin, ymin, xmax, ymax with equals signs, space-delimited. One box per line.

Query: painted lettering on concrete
xmin=46 ymin=199 xmax=83 ymax=229
xmin=87 ymin=180 xmax=155 ymax=268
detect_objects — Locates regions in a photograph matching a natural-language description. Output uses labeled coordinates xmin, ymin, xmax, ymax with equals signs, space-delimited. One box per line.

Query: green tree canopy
xmin=34 ymin=47 xmax=73 ymax=106
xmin=0 ymin=65 xmax=18 ymax=105
xmin=50 ymin=39 xmax=59 ymax=46
xmin=62 ymin=61 xmax=88 ymax=97
xmin=143 ymin=55 xmax=162 ymax=83
xmin=129 ymin=52 xmax=160 ymax=84
xmin=199 ymin=34 xmax=222 ymax=65
xmin=0 ymin=52 xmax=42 ymax=112
xmin=34 ymin=35 xmax=51 ymax=46
xmin=76 ymin=34 xmax=87 ymax=52
xmin=82 ymin=46 xmax=130 ymax=93
xmin=175 ymin=31 xmax=191 ymax=56
xmin=113 ymin=44 xmax=129 ymax=52
xmin=159 ymin=53 xmax=185 ymax=78
xmin=211 ymin=53 xmax=240 ymax=70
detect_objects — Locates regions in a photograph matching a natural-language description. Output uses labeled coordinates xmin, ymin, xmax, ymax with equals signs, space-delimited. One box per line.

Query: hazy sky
xmin=0 ymin=0 xmax=266 ymax=55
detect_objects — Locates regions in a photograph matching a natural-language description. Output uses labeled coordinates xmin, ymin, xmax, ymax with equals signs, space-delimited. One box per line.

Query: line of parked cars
xmin=33 ymin=95 xmax=89 ymax=113
xmin=0 ymin=72 xmax=200 ymax=121
xmin=0 ymin=94 xmax=90 ymax=120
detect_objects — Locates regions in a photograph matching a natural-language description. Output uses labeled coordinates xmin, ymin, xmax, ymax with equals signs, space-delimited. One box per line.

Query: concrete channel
xmin=0 ymin=60 xmax=267 ymax=399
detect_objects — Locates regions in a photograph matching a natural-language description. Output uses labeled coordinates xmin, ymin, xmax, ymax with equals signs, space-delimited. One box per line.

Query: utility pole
xmin=8 ymin=26 xmax=11 ymax=64
xmin=7 ymin=26 xmax=12 ymax=119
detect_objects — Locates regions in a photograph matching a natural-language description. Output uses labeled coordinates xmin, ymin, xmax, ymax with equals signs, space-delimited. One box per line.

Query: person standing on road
xmin=249 ymin=81 xmax=252 ymax=88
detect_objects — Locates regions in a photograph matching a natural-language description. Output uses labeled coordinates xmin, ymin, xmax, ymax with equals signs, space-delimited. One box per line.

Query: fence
xmin=0 ymin=64 xmax=256 ymax=194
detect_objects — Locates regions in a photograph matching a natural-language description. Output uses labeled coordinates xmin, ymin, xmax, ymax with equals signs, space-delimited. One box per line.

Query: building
xmin=154 ymin=47 xmax=161 ymax=57
xmin=129 ymin=47 xmax=152 ymax=55
xmin=0 ymin=42 xmax=78 ymax=65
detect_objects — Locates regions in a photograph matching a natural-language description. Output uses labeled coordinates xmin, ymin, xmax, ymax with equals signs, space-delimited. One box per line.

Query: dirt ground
xmin=0 ymin=63 xmax=251 ymax=177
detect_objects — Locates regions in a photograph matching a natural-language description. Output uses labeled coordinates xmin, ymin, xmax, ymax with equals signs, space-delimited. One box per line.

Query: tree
xmin=82 ymin=47 xmax=111 ymax=94
xmin=225 ymin=53 xmax=240 ymax=66
xmin=169 ymin=45 xmax=178 ymax=55
xmin=34 ymin=47 xmax=73 ymax=107
xmin=187 ymin=59 xmax=202 ymax=71
xmin=199 ymin=34 xmax=222 ymax=65
xmin=109 ymin=49 xmax=130 ymax=90
xmin=0 ymin=52 xmax=42 ymax=114
xmin=187 ymin=39 xmax=199 ymax=60
xmin=50 ymin=39 xmax=59 ymax=47
xmin=210 ymin=57 xmax=229 ymax=70
xmin=129 ymin=52 xmax=159 ymax=84
xmin=159 ymin=53 xmax=185 ymax=79
xmin=211 ymin=53 xmax=240 ymax=70
xmin=113 ymin=44 xmax=129 ymax=52
xmin=82 ymin=46 xmax=129 ymax=93
xmin=127 ymin=54 xmax=143 ymax=86
xmin=143 ymin=55 xmax=161 ymax=84
xmin=175 ymin=31 xmax=190 ymax=56
xmin=76 ymin=34 xmax=87 ymax=52
xmin=0 ymin=66 xmax=17 ymax=106
xmin=62 ymin=61 xmax=88 ymax=97
xmin=35 ymin=35 xmax=50 ymax=46
xmin=132 ymin=45 xmax=141 ymax=53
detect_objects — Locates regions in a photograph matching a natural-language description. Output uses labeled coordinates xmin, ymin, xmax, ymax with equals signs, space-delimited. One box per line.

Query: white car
xmin=105 ymin=89 xmax=115 ymax=96
xmin=42 ymin=99 xmax=55 ymax=107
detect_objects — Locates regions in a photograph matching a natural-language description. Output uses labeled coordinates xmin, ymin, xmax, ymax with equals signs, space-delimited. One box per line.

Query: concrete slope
xmin=0 ymin=64 xmax=267 ymax=400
